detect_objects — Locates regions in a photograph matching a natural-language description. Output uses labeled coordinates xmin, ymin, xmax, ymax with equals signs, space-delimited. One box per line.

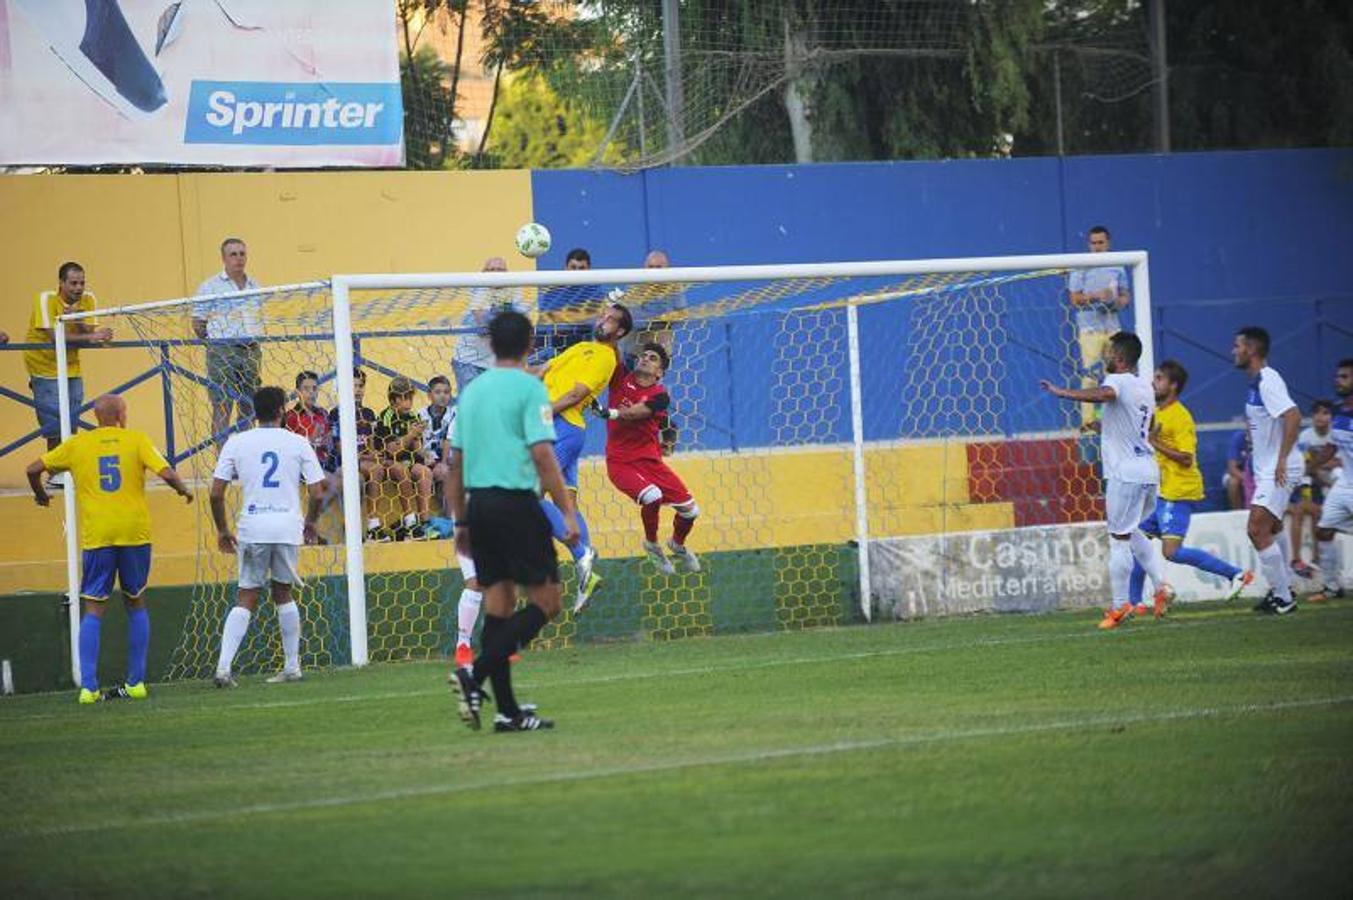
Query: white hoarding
xmin=870 ymin=511 xmax=1352 ymax=619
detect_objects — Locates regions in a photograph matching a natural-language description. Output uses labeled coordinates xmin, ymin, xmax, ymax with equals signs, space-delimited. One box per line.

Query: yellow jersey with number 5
xmin=41 ymin=427 xmax=169 ymax=549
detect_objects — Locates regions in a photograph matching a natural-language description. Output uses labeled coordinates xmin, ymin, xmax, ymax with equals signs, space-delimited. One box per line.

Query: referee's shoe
xmin=452 ymin=667 xmax=484 ymax=730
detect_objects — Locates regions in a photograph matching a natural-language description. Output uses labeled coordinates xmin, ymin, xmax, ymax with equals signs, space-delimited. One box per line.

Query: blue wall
xmin=531 ymin=149 xmax=1353 ymax=509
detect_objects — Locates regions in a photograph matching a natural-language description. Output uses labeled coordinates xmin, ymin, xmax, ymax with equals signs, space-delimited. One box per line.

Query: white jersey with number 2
xmin=1100 ymin=372 xmax=1159 ymax=485
xmin=213 ymin=427 xmax=325 ymax=545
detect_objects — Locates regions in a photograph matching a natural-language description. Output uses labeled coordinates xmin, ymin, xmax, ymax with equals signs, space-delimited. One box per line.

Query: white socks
xmin=1257 ymin=542 xmax=1291 ymax=600
xmin=216 ymin=606 xmax=251 ymax=677
xmin=1129 ymin=531 xmax=1165 ymax=590
xmin=278 ymin=602 xmax=301 ymax=673
xmin=1320 ymin=540 xmax=1341 ymax=590
xmin=217 ymin=603 xmax=302 ymax=678
xmin=1276 ymin=529 xmax=1292 ymax=570
xmin=457 ymin=589 xmax=483 ymax=646
xmin=1109 ymin=539 xmax=1134 ymax=609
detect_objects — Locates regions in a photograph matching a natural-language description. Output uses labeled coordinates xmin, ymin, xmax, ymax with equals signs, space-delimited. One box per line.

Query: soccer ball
xmin=515 ymin=222 xmax=552 ymax=259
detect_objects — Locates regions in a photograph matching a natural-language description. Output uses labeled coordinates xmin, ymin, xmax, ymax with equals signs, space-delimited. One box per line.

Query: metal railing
xmin=0 ymin=326 xmax=484 ymax=468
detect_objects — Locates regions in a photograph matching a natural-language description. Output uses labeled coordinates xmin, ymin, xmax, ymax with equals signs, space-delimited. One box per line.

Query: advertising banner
xmin=869 ymin=511 xmax=1353 ymax=619
xmin=0 ymin=0 xmax=403 ymax=167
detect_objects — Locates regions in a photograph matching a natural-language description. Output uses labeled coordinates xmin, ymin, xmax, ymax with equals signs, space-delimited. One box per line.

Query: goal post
xmin=56 ymin=250 xmax=1151 ymax=685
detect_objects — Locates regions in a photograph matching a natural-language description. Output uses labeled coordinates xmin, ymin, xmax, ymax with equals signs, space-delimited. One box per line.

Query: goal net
xmin=57 ymin=253 xmax=1149 ymax=679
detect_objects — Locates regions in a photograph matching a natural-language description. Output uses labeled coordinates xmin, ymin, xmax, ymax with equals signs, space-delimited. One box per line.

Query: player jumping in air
xmin=1128 ymin=359 xmax=1253 ymax=610
xmin=593 ymin=342 xmax=700 ymax=574
xmin=1040 ymin=331 xmax=1174 ymax=629
xmin=536 ymin=301 xmax=633 ymax=612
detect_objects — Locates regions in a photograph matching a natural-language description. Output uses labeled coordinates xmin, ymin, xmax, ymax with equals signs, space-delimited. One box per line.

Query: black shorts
xmin=466 ymin=488 xmax=558 ymax=588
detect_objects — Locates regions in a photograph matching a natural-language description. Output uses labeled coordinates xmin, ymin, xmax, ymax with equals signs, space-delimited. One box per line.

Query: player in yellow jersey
xmin=26 ymin=395 xmax=192 ymax=704
xmin=534 ymin=302 xmax=633 ymax=612
xmin=1129 ymin=360 xmax=1253 ymax=612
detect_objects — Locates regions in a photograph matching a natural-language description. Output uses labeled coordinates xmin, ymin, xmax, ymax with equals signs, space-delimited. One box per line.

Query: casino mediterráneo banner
xmin=868 ymin=511 xmax=1350 ymax=619
xmin=0 ymin=0 xmax=403 ymax=167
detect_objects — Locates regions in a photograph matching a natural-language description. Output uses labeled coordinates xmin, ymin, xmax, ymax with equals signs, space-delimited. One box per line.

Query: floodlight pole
xmin=1149 ymin=0 xmax=1170 ymax=152
xmin=662 ymin=0 xmax=684 ymax=161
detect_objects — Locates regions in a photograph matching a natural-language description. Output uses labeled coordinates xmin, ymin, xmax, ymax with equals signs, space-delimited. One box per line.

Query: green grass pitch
xmin=3 ymin=601 xmax=1351 ymax=898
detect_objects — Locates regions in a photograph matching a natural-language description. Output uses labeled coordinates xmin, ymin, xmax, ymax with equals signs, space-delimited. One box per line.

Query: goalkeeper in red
xmin=594 ymin=343 xmax=700 ymax=574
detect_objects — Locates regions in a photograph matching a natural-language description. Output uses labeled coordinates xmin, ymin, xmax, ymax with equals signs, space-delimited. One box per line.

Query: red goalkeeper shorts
xmin=606 ymin=456 xmax=692 ymax=505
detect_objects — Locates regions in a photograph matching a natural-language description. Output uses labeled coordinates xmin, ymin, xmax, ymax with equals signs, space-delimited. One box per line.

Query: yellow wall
xmin=0 ymin=442 xmax=1013 ymax=595
xmin=0 ymin=171 xmax=535 ymax=489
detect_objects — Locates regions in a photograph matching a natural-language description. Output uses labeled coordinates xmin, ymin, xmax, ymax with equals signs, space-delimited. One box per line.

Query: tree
xmin=490 ymin=75 xmax=631 ymax=168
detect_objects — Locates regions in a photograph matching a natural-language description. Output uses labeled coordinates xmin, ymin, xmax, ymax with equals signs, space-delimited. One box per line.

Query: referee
xmin=446 ymin=310 xmax=579 ymax=733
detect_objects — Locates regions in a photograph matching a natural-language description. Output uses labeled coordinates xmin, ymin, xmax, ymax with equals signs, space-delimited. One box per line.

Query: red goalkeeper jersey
xmin=606 ymin=364 xmax=671 ymax=463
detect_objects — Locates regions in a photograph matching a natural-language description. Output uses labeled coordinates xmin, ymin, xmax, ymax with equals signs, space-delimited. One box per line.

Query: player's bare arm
xmin=208 ymin=478 xmax=237 ymax=552
xmin=1149 ymin=432 xmax=1192 ymax=467
xmin=25 ymin=457 xmax=54 ymax=507
xmin=1040 ymin=381 xmax=1117 ymax=404
xmin=552 ymin=381 xmax=591 ymax=415
xmin=1275 ymin=406 xmax=1301 ymax=487
xmin=303 ymin=481 xmax=324 ymax=545
xmin=156 ymin=466 xmax=194 ymax=503
xmin=532 ymin=442 xmax=579 ymax=545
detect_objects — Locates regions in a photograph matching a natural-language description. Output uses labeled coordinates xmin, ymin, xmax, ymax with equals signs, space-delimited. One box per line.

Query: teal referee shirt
xmin=450 ymin=367 xmax=555 ymax=492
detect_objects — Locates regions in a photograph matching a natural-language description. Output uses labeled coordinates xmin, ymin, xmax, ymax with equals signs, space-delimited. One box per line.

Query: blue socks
xmin=540 ymin=499 xmax=590 ymax=561
xmin=1132 ymin=545 xmax=1244 ymax=604
xmin=79 ymin=613 xmax=102 ymax=692
xmin=127 ymin=607 xmax=150 ymax=686
xmin=1169 ymin=546 xmax=1241 ymax=580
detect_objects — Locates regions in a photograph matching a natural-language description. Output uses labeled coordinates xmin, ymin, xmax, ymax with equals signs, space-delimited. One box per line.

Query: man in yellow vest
xmin=24 ymin=262 xmax=113 ymax=463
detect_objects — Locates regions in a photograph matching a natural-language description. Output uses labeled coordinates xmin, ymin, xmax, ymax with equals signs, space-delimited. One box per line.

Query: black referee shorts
xmin=466 ymin=488 xmax=559 ymax=588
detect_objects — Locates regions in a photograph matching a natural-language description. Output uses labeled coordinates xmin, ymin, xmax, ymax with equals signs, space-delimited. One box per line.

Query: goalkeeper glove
xmin=589 ymin=399 xmax=619 ymax=420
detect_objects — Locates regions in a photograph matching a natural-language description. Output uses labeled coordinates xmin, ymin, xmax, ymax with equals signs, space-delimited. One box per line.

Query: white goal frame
xmin=56 ymin=251 xmax=1151 ymax=684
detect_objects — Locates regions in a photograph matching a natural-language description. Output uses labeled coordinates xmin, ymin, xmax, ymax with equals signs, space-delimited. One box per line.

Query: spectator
xmin=326 ymin=367 xmax=384 ymax=542
xmin=24 ymin=262 xmax=113 ymax=464
xmin=1289 ymin=399 xmax=1338 ymax=576
xmin=0 ymin=331 xmax=9 ymax=344
xmin=418 ymin=375 xmax=455 ymax=484
xmin=452 ymin=257 xmax=532 ymax=393
xmin=192 ymin=238 xmax=262 ymax=446
xmin=1067 ymin=226 xmax=1131 ymax=428
xmin=1223 ymin=427 xmax=1254 ymax=510
xmin=374 ymin=376 xmax=435 ymax=540
xmin=284 ymin=370 xmax=340 ymax=529
xmin=537 ymin=247 xmax=598 ymax=357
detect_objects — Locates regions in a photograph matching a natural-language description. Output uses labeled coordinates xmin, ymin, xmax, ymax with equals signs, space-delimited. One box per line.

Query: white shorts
xmin=238 ymin=543 xmax=301 ymax=589
xmin=1250 ymin=465 xmax=1303 ymax=520
xmin=1318 ymin=488 xmax=1353 ymax=533
xmin=1106 ymin=479 xmax=1156 ymax=536
xmin=457 ymin=551 xmax=477 ymax=582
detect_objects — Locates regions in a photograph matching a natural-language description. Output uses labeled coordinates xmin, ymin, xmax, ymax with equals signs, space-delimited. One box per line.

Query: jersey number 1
xmin=261 ymin=451 xmax=280 ymax=488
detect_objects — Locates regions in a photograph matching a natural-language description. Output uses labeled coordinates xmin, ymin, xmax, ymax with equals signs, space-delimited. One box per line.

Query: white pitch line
xmin=0 ymin=627 xmax=1120 ymax=723
xmin=0 ymin=610 xmax=1298 ymax=724
xmin=9 ymin=694 xmax=1351 ymax=840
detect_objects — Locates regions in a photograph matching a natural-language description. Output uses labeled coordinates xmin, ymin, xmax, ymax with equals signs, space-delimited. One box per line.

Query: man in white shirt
xmin=1041 ymin=331 xmax=1173 ymax=629
xmin=209 ymin=386 xmax=326 ymax=685
xmin=452 ymin=257 xmax=533 ymax=393
xmin=1231 ymin=326 xmax=1304 ymax=615
xmin=1067 ymin=226 xmax=1131 ymax=428
xmin=1289 ymin=399 xmax=1337 ymax=577
xmin=1309 ymin=358 xmax=1353 ymax=602
xmin=192 ymin=238 xmax=263 ymax=446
